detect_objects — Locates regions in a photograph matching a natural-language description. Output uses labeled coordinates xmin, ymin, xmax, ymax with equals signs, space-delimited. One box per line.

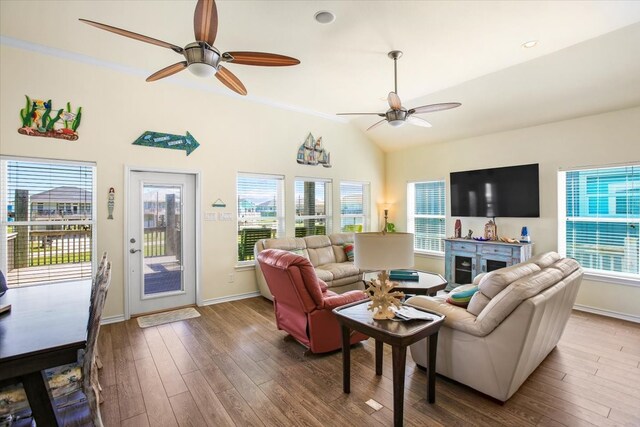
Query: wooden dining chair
xmin=0 ymin=260 xmax=113 ymax=426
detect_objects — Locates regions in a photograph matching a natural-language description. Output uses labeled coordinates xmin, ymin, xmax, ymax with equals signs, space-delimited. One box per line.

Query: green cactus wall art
xmin=17 ymin=96 xmax=82 ymax=141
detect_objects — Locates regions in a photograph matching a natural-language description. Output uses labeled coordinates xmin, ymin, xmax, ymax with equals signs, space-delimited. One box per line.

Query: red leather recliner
xmin=258 ymin=249 xmax=369 ymax=353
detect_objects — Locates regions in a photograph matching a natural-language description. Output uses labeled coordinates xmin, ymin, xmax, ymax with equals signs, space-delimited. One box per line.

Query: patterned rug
xmin=136 ymin=307 xmax=200 ymax=328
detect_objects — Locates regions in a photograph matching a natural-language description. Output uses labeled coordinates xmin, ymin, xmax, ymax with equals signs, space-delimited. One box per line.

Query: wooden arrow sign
xmin=132 ymin=131 xmax=200 ymax=156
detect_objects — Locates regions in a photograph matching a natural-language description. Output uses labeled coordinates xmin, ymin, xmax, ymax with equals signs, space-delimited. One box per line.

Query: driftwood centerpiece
xmin=364 ymin=271 xmax=405 ymax=320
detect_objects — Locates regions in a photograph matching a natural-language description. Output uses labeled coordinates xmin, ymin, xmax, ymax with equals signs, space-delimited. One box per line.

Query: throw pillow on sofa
xmin=343 ymin=243 xmax=355 ymax=262
xmin=446 ymin=285 xmax=479 ymax=308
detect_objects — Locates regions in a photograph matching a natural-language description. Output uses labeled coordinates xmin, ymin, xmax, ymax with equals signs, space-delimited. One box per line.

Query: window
xmin=340 ymin=181 xmax=369 ymax=232
xmin=0 ymin=157 xmax=96 ymax=286
xmin=295 ymin=178 xmax=331 ymax=237
xmin=407 ymin=180 xmax=446 ymax=254
xmin=237 ymin=173 xmax=284 ymax=263
xmin=559 ymin=164 xmax=639 ymax=279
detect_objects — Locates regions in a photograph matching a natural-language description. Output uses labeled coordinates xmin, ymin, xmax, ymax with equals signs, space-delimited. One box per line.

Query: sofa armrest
xmin=472 ymin=272 xmax=488 ymax=286
xmin=322 ymin=290 xmax=366 ymax=310
xmin=318 ymin=279 xmax=329 ymax=292
xmin=406 ymin=295 xmax=486 ymax=337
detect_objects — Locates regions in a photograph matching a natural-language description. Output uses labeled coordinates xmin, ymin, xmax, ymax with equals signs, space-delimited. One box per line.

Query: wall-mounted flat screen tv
xmin=450 ymin=163 xmax=540 ymax=217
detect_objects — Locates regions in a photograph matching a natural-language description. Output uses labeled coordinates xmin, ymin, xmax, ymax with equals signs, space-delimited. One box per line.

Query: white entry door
xmin=128 ymin=171 xmax=196 ymax=315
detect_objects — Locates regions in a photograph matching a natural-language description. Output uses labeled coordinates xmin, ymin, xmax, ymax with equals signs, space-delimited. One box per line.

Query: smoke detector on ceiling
xmin=314 ymin=11 xmax=335 ymax=24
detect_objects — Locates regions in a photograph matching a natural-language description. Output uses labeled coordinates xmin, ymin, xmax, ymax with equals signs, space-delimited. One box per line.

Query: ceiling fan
xmin=338 ymin=51 xmax=461 ymax=131
xmin=79 ymin=0 xmax=300 ymax=96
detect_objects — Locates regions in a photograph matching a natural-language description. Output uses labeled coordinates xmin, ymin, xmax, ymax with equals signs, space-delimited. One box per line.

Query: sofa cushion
xmin=475 ymin=267 xmax=564 ymax=335
xmin=263 ymin=237 xmax=307 ymax=251
xmin=447 ymin=285 xmax=479 ymax=307
xmin=329 ymin=232 xmax=355 ymax=246
xmin=467 ymin=291 xmax=491 ymax=316
xmin=314 ymin=268 xmax=334 ymax=283
xmin=478 ymin=262 xmax=541 ymax=299
xmin=406 ymin=295 xmax=482 ymax=336
xmin=550 ymin=258 xmax=580 ymax=277
xmin=289 ymin=248 xmax=309 ymax=259
xmin=316 ymin=262 xmax=360 ymax=281
xmin=528 ymin=251 xmax=561 ymax=269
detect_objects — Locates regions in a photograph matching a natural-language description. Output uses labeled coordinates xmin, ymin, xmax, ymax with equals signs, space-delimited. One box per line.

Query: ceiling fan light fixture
xmin=188 ymin=62 xmax=217 ymax=77
xmin=388 ymin=119 xmax=405 ymax=128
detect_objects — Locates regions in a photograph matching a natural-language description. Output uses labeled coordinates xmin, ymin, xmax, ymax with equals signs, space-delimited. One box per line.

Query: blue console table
xmin=444 ymin=238 xmax=533 ymax=290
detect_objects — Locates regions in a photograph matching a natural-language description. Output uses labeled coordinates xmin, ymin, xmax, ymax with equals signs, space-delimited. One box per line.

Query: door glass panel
xmin=143 ymin=184 xmax=182 ymax=296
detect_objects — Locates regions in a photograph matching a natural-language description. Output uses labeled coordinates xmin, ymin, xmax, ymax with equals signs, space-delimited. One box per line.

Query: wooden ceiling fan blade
xmin=146 ymin=62 xmax=188 ymax=82
xmin=79 ymin=19 xmax=183 ymax=53
xmin=388 ymin=92 xmax=402 ymax=110
xmin=409 ymin=102 xmax=462 ymax=115
xmin=194 ymin=0 xmax=218 ymax=45
xmin=337 ymin=112 xmax=385 ymax=116
xmin=216 ymin=66 xmax=247 ymax=95
xmin=222 ymin=51 xmax=300 ymax=66
xmin=367 ymin=119 xmax=387 ymax=131
xmin=407 ymin=116 xmax=432 ymax=128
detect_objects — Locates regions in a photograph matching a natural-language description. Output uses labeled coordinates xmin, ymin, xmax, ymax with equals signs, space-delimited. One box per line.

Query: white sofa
xmin=254 ymin=233 xmax=365 ymax=300
xmin=407 ymin=251 xmax=583 ymax=402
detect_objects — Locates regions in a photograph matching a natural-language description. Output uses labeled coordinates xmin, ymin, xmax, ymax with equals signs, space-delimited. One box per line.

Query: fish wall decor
xmin=18 ymin=96 xmax=82 ymax=141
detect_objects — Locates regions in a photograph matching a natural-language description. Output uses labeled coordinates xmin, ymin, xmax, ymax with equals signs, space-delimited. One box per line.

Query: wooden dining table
xmin=0 ymin=280 xmax=90 ymax=426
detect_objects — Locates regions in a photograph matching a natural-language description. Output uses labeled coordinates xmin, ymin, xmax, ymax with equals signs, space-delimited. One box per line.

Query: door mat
xmin=137 ymin=307 xmax=200 ymax=328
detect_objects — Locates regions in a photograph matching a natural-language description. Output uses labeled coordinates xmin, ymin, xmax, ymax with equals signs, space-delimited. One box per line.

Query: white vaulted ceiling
xmin=1 ymin=0 xmax=640 ymax=151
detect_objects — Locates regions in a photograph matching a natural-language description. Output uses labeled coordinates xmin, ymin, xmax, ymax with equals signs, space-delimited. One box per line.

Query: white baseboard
xmin=573 ymin=304 xmax=640 ymax=324
xmin=101 ymin=314 xmax=126 ymax=325
xmin=201 ymin=291 xmax=261 ymax=306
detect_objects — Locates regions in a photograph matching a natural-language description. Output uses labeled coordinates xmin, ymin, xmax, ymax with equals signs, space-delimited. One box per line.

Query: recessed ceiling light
xmin=522 ymin=40 xmax=538 ymax=49
xmin=314 ymin=11 xmax=335 ymax=24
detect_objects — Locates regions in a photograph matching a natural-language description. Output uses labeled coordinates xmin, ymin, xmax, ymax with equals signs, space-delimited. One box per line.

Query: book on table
xmin=389 ymin=270 xmax=419 ymax=281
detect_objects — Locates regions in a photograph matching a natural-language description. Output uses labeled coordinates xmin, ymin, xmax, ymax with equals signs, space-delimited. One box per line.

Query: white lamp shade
xmin=354 ymin=232 xmax=414 ymax=270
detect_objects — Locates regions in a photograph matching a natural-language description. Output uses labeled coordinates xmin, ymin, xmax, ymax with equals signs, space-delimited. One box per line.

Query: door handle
xmin=130 ymin=248 xmax=141 ymax=254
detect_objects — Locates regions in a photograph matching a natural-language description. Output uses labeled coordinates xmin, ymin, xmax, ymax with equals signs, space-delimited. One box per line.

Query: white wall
xmin=386 ymin=107 xmax=640 ymax=320
xmin=0 ymin=45 xmax=385 ymax=319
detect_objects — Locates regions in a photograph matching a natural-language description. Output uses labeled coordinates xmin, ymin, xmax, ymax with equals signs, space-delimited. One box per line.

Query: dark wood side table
xmin=363 ymin=270 xmax=448 ymax=296
xmin=333 ymin=300 xmax=445 ymax=427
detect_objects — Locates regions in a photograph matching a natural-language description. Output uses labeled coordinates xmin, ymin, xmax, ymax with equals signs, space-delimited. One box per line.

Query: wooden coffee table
xmin=363 ymin=270 xmax=447 ymax=296
xmin=333 ymin=300 xmax=445 ymax=427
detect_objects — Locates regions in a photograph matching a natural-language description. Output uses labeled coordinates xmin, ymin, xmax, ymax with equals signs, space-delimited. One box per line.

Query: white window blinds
xmin=408 ymin=180 xmax=446 ymax=253
xmin=236 ymin=173 xmax=284 ymax=262
xmin=340 ymin=181 xmax=369 ymax=232
xmin=559 ymin=164 xmax=639 ymax=277
xmin=1 ymin=158 xmax=96 ymax=286
xmin=295 ymin=178 xmax=331 ymax=237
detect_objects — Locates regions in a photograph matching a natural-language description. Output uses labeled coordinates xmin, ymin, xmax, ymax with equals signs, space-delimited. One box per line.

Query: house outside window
xmin=0 ymin=157 xmax=96 ymax=286
xmin=236 ymin=173 xmax=284 ymax=263
xmin=295 ymin=178 xmax=331 ymax=237
xmin=559 ymin=164 xmax=639 ymax=280
xmin=407 ymin=180 xmax=446 ymax=254
xmin=340 ymin=181 xmax=369 ymax=233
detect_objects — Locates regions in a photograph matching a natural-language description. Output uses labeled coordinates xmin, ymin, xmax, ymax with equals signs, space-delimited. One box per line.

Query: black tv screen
xmin=450 ymin=164 xmax=540 ymax=217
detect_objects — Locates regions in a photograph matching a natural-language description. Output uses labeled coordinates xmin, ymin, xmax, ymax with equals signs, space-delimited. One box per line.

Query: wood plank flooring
xmin=89 ymin=299 xmax=640 ymax=427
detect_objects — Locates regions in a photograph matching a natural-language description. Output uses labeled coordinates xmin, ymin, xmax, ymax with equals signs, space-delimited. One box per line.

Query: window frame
xmin=339 ymin=181 xmax=370 ymax=233
xmin=558 ymin=163 xmax=640 ymax=286
xmin=236 ymin=172 xmax=285 ymax=266
xmin=294 ymin=177 xmax=332 ymax=236
xmin=407 ymin=179 xmax=447 ymax=256
xmin=0 ymin=156 xmax=97 ymax=286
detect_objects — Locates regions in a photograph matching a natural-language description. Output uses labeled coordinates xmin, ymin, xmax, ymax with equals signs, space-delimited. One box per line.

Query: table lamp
xmin=354 ymin=232 xmax=414 ymax=319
